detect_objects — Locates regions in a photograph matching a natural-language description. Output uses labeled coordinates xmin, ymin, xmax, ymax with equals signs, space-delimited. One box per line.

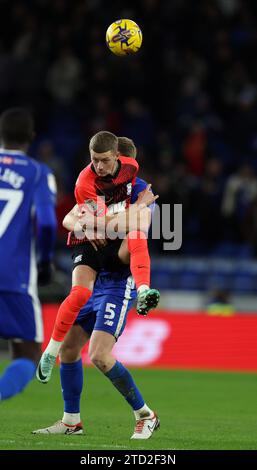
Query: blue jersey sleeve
xmin=33 ymin=163 xmax=57 ymax=262
xmin=130 ymin=177 xmax=155 ymax=216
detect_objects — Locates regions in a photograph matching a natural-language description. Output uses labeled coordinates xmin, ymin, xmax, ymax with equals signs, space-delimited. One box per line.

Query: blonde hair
xmin=89 ymin=131 xmax=118 ymax=153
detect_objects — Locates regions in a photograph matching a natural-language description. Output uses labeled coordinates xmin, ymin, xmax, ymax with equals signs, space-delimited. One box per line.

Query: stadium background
xmin=1 ymin=0 xmax=257 ymax=450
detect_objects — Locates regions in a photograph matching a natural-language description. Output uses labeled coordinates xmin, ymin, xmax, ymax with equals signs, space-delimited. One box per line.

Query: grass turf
xmin=0 ymin=364 xmax=257 ymax=450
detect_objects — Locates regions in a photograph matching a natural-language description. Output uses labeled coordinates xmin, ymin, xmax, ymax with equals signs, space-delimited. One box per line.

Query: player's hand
xmin=89 ymin=239 xmax=108 ymax=251
xmin=136 ymin=184 xmax=159 ymax=207
xmin=76 ymin=203 xmax=88 ymax=217
xmin=37 ymin=261 xmax=55 ymax=286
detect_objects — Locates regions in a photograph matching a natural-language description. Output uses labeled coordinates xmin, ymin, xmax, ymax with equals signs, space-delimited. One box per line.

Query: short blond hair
xmin=89 ymin=131 xmax=118 ymax=153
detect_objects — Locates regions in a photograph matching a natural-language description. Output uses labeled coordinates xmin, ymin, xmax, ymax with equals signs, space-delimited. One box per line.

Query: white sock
xmin=134 ymin=404 xmax=154 ymax=420
xmin=137 ymin=285 xmax=149 ymax=295
xmin=62 ymin=412 xmax=81 ymax=426
xmin=45 ymin=338 xmax=62 ymax=357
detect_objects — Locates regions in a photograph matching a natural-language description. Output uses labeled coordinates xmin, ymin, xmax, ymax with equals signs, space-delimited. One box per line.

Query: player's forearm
xmin=63 ymin=212 xmax=79 ymax=231
xmin=64 ymin=202 xmax=150 ymax=236
xmin=36 ymin=204 xmax=57 ymax=261
xmin=37 ymin=224 xmax=57 ymax=262
xmin=82 ymin=204 xmax=150 ymax=234
xmin=105 ymin=204 xmax=151 ymax=234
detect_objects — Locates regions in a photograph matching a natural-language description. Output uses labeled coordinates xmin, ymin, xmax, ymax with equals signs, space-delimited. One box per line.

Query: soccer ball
xmin=106 ymin=19 xmax=143 ymax=57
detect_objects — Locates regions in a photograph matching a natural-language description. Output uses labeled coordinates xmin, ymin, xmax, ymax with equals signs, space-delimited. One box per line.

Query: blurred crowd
xmin=1 ymin=0 xmax=257 ymax=256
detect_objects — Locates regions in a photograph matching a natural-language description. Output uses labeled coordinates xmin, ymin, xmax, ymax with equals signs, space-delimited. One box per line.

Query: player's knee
xmin=69 ymin=285 xmax=92 ymax=309
xmin=118 ymin=239 xmax=130 ymax=265
xmin=11 ymin=341 xmax=42 ymax=365
xmin=59 ymin=342 xmax=81 ymax=363
xmin=90 ymin=350 xmax=108 ymax=372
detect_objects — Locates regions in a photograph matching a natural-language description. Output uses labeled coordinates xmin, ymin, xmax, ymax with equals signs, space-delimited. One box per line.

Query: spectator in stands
xmin=206 ymin=289 xmax=235 ymax=316
xmin=222 ymin=164 xmax=257 ymax=241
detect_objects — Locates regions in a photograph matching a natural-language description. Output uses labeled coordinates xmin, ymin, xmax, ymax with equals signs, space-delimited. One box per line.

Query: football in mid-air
xmin=106 ymin=19 xmax=143 ymax=56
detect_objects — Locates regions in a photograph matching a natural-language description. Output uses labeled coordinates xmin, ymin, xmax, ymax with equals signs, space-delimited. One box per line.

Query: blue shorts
xmin=0 ymin=292 xmax=43 ymax=342
xmin=76 ymin=271 xmax=136 ymax=340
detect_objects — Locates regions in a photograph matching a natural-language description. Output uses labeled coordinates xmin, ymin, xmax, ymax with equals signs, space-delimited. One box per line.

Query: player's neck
xmin=111 ymin=160 xmax=120 ymax=177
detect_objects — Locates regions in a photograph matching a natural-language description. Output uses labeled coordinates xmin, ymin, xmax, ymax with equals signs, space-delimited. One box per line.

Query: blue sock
xmin=0 ymin=358 xmax=36 ymax=400
xmin=60 ymin=359 xmax=83 ymax=413
xmin=105 ymin=361 xmax=144 ymax=410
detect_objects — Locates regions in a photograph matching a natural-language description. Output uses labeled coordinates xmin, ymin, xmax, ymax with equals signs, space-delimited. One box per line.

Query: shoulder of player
xmin=25 ymin=156 xmax=50 ymax=174
xmin=135 ymin=176 xmax=147 ymax=186
xmin=76 ymin=162 xmax=95 ymax=184
xmin=29 ymin=159 xmax=56 ymax=192
xmin=75 ymin=164 xmax=96 ymax=200
xmin=20 ymin=155 xmax=45 ymax=183
xmin=133 ymin=177 xmax=148 ymax=192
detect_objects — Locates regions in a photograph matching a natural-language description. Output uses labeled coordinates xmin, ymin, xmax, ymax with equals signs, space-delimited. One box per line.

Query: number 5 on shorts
xmin=104 ymin=303 xmax=116 ymax=327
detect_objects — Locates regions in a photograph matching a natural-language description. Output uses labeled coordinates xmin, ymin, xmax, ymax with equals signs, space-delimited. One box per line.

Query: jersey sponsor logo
xmin=0 ymin=156 xmax=28 ymax=165
xmin=0 ymin=156 xmax=14 ymax=164
xmin=127 ymin=183 xmax=132 ymax=195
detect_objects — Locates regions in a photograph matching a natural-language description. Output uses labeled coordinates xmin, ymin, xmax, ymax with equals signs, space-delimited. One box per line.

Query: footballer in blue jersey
xmin=33 ymin=137 xmax=160 ymax=439
xmin=75 ymin=176 xmax=155 ymax=340
xmin=0 ymin=108 xmax=57 ymax=401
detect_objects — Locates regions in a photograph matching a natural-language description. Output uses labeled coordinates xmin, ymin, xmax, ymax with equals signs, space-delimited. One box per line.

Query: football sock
xmin=105 ymin=361 xmax=144 ymax=410
xmin=127 ymin=231 xmax=150 ymax=290
xmin=44 ymin=338 xmax=62 ymax=357
xmin=0 ymin=358 xmax=36 ymax=400
xmin=52 ymin=286 xmax=92 ymax=342
xmin=62 ymin=412 xmax=81 ymax=426
xmin=134 ymin=404 xmax=154 ymax=420
xmin=60 ymin=359 xmax=83 ymax=416
xmin=137 ymin=284 xmax=149 ymax=294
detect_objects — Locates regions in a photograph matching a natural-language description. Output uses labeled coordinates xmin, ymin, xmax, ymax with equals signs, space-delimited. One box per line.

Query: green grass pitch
xmin=0 ymin=363 xmax=257 ymax=450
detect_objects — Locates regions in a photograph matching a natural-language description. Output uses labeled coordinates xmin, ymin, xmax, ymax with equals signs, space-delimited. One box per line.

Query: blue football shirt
xmin=0 ymin=150 xmax=57 ymax=294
